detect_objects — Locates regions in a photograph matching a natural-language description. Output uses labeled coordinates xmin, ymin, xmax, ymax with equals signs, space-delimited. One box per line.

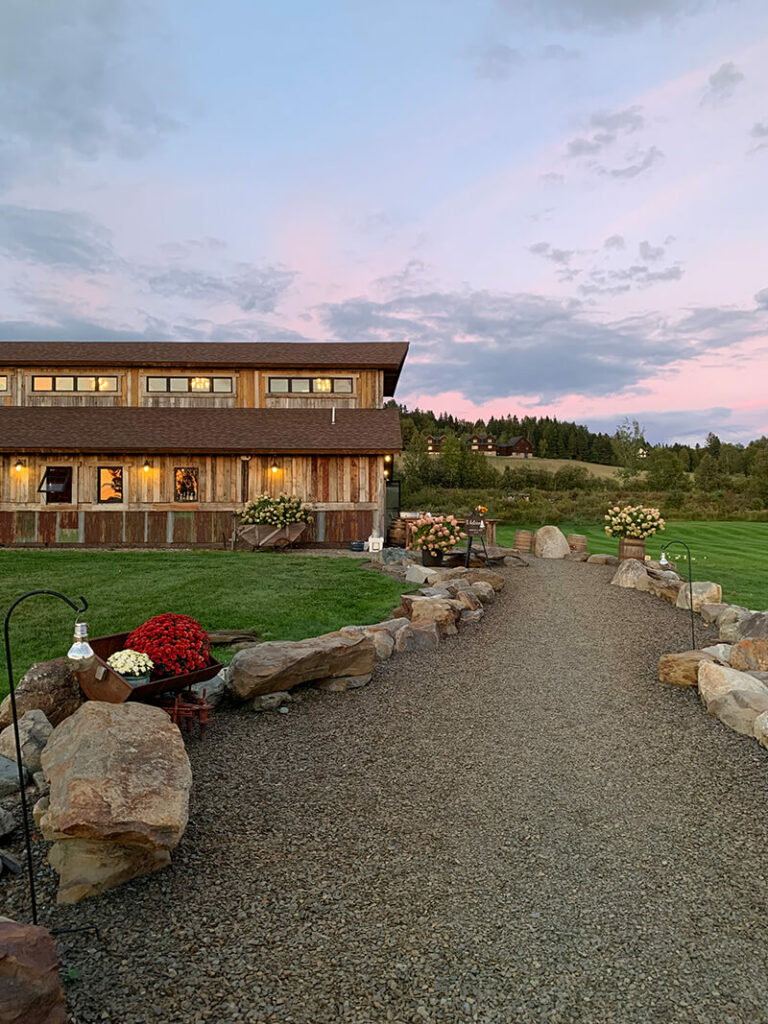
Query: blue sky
xmin=1 ymin=0 xmax=767 ymax=442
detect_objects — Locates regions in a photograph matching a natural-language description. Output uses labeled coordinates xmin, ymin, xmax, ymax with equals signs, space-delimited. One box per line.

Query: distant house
xmin=468 ymin=434 xmax=496 ymax=455
xmin=425 ymin=434 xmax=446 ymax=454
xmin=496 ymin=436 xmax=534 ymax=459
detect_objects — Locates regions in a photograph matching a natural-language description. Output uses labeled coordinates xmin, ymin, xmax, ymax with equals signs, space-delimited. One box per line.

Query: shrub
xmin=239 ymin=493 xmax=313 ymax=527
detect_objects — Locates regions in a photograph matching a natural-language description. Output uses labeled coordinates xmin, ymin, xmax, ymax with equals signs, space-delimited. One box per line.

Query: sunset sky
xmin=1 ymin=0 xmax=767 ymax=443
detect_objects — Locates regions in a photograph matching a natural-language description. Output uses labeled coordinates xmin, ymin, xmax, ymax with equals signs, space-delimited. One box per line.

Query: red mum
xmin=126 ymin=613 xmax=210 ymax=678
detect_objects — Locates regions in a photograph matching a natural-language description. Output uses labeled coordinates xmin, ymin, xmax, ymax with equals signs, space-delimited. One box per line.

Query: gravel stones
xmin=27 ymin=560 xmax=768 ymax=1024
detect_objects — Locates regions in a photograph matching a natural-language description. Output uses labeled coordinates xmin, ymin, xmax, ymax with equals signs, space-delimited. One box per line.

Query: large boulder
xmin=39 ymin=701 xmax=192 ymax=903
xmin=404 ymin=564 xmax=433 ymax=585
xmin=676 ymin=582 xmax=723 ymax=612
xmin=394 ymin=622 xmax=440 ymax=652
xmin=587 ymin=553 xmax=619 ymax=565
xmin=658 ymin=650 xmax=721 ymax=688
xmin=533 ymin=526 xmax=570 ymax=559
xmin=0 ymin=659 xmax=82 ymax=731
xmin=648 ymin=577 xmax=684 ymax=605
xmin=753 ymin=711 xmax=768 ymax=749
xmin=697 ymin=661 xmax=768 ymax=736
xmin=468 ymin=581 xmax=495 ymax=604
xmin=0 ymin=710 xmax=52 ymax=774
xmin=0 ymin=754 xmax=28 ymax=798
xmin=700 ymin=603 xmax=730 ymax=626
xmin=463 ymin=568 xmax=505 ymax=592
xmin=719 ymin=606 xmax=754 ymax=643
xmin=0 ymin=918 xmax=67 ymax=1024
xmin=740 ymin=612 xmax=768 ymax=640
xmin=702 ymin=643 xmax=732 ymax=662
xmin=405 ymin=597 xmax=462 ymax=637
xmin=729 ymin=638 xmax=768 ymax=672
xmin=228 ymin=632 xmax=375 ymax=700
xmin=610 ymin=559 xmax=649 ymax=589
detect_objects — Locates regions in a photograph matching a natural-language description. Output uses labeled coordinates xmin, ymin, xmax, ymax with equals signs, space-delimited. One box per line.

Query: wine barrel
xmin=388 ymin=519 xmax=407 ymax=548
xmin=514 ymin=529 xmax=532 ymax=553
xmin=567 ymin=533 xmax=587 ymax=553
xmin=618 ymin=537 xmax=646 ymax=562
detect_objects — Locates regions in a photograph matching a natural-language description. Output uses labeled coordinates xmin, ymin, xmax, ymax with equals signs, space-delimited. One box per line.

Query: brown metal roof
xmin=0 ymin=341 xmax=409 ymax=395
xmin=0 ymin=406 xmax=403 ymax=455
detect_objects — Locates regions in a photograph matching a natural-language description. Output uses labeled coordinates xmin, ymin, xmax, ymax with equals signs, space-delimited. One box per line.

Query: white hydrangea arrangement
xmin=239 ymin=493 xmax=313 ymax=527
xmin=107 ymin=649 xmax=154 ymax=678
xmin=604 ymin=504 xmax=665 ymax=539
xmin=411 ymin=514 xmax=466 ymax=554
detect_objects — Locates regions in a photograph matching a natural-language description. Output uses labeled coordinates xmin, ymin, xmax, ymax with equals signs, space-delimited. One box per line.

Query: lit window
xmin=32 ymin=376 xmax=54 ymax=392
xmin=98 ymin=376 xmax=118 ymax=392
xmin=147 ymin=378 xmax=167 ymax=392
xmin=313 ymin=378 xmax=332 ymax=392
xmin=269 ymin=378 xmax=289 ymax=393
xmin=169 ymin=378 xmax=189 ymax=393
xmin=98 ymin=466 xmax=123 ymax=504
xmin=78 ymin=377 xmax=97 ymax=391
xmin=333 ymin=378 xmax=353 ymax=393
xmin=0 ymin=376 xmax=7 ymax=392
xmin=212 ymin=378 xmax=232 ymax=393
xmin=174 ymin=467 xmax=199 ymax=502
xmin=190 ymin=376 xmax=211 ymax=391
xmin=291 ymin=378 xmax=311 ymax=393
xmin=37 ymin=467 xmax=73 ymax=504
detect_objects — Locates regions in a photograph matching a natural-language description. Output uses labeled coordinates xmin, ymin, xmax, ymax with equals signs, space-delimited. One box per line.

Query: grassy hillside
xmin=497 ymin=520 xmax=768 ymax=611
xmin=493 ymin=456 xmax=619 ymax=479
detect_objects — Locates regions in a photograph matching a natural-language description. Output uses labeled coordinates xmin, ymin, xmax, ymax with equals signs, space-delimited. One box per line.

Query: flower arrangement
xmin=239 ymin=493 xmax=313 ymax=527
xmin=125 ymin=613 xmax=211 ymax=678
xmin=604 ymin=504 xmax=665 ymax=539
xmin=106 ymin=649 xmax=154 ymax=679
xmin=474 ymin=505 xmax=488 ymax=516
xmin=411 ymin=514 xmax=466 ymax=554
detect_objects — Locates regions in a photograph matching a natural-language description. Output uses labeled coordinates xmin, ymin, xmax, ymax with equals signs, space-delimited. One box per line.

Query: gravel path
xmin=24 ymin=560 xmax=768 ymax=1022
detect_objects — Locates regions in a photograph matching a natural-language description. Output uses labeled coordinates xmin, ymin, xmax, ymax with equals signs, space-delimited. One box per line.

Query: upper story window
xmin=268 ymin=377 xmax=353 ymax=394
xmin=0 ymin=375 xmax=7 ymax=392
xmin=147 ymin=376 xmax=233 ymax=394
xmin=32 ymin=375 xmax=119 ymax=393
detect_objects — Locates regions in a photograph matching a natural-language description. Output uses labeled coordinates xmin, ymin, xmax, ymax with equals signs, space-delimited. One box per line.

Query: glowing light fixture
xmin=271 ymin=461 xmax=279 ymax=474
xmin=143 ymin=460 xmax=151 ymax=473
xmin=14 ymin=460 xmax=23 ymax=473
xmin=67 ymin=620 xmax=95 ymax=672
xmin=384 ymin=454 xmax=392 ymax=463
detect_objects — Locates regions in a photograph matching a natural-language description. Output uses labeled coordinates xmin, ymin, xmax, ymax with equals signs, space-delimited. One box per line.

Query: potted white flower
xmin=106 ymin=648 xmax=155 ymax=686
xmin=604 ymin=504 xmax=665 ymax=561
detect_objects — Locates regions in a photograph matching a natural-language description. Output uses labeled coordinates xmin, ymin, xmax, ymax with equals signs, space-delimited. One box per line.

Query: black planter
xmin=421 ymin=549 xmax=444 ymax=567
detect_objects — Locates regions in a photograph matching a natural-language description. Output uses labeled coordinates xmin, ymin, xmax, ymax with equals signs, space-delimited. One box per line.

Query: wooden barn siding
xmin=2 ymin=367 xmax=383 ymax=409
xmin=0 ymin=453 xmax=386 ymax=546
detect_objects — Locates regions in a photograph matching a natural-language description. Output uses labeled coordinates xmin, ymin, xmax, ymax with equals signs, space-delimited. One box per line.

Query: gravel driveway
xmin=41 ymin=559 xmax=768 ymax=1022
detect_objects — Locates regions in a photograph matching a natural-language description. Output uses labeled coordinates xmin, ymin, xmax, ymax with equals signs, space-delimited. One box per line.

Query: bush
xmin=239 ymin=493 xmax=313 ymax=526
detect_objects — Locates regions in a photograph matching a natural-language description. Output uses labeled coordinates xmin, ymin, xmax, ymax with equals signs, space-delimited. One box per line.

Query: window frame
xmin=37 ymin=466 xmax=74 ymax=505
xmin=173 ymin=466 xmax=200 ymax=503
xmin=267 ymin=376 xmax=356 ymax=394
xmin=31 ymin=374 xmax=120 ymax=393
xmin=0 ymin=375 xmax=7 ymax=393
xmin=145 ymin=376 xmax=234 ymax=395
xmin=97 ymin=465 xmax=124 ymax=505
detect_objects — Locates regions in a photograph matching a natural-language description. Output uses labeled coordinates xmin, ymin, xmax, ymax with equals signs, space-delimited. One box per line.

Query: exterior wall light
xmin=14 ymin=460 xmax=23 ymax=472
xmin=143 ymin=460 xmax=151 ymax=473
xmin=384 ymin=454 xmax=392 ymax=463
xmin=271 ymin=461 xmax=279 ymax=474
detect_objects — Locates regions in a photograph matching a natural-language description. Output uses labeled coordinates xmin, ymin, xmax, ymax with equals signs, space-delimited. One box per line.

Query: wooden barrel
xmin=567 ymin=533 xmax=587 ymax=553
xmin=514 ymin=529 xmax=532 ymax=553
xmin=388 ymin=519 xmax=407 ymax=548
xmin=618 ymin=537 xmax=646 ymax=562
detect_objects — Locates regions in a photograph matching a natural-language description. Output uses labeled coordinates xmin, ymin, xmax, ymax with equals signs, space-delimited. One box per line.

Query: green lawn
xmin=0 ymin=550 xmax=414 ymax=699
xmin=497 ymin=520 xmax=768 ymax=611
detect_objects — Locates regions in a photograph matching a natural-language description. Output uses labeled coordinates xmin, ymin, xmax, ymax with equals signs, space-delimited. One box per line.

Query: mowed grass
xmin=493 ymin=456 xmax=619 ymax=479
xmin=497 ymin=520 xmax=768 ymax=611
xmin=0 ymin=550 xmax=415 ymax=699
